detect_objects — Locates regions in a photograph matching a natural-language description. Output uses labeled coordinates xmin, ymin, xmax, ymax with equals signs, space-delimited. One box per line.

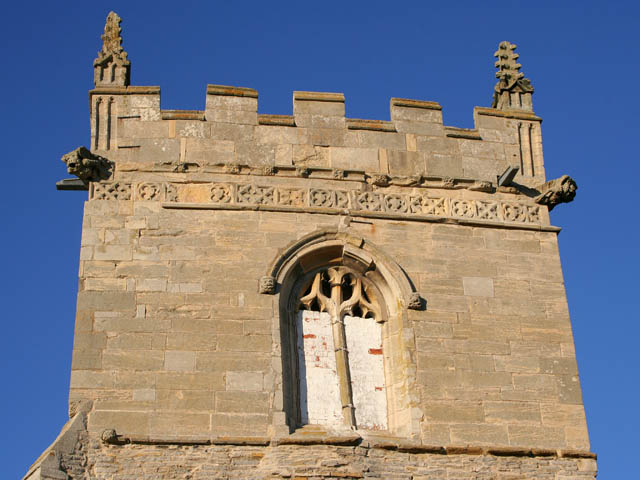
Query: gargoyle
xmin=534 ymin=175 xmax=577 ymax=211
xmin=61 ymin=146 xmax=113 ymax=183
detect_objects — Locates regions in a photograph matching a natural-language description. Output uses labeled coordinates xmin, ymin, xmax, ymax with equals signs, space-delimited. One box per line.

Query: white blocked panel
xmin=297 ymin=311 xmax=342 ymax=426
xmin=345 ymin=315 xmax=387 ymax=430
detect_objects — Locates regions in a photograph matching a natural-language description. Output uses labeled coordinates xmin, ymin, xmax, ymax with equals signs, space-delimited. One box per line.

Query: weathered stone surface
xmin=535 ymin=175 xmax=578 ymax=210
xmin=35 ymin=20 xmax=597 ymax=479
xmin=62 ymin=146 xmax=113 ymax=183
xmin=492 ymin=41 xmax=534 ymax=111
xmin=93 ymin=12 xmax=130 ymax=86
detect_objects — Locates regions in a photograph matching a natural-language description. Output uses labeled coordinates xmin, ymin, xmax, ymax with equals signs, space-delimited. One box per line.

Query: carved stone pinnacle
xmin=61 ymin=146 xmax=113 ymax=184
xmin=492 ymin=41 xmax=534 ymax=111
xmin=94 ymin=12 xmax=131 ymax=87
xmin=534 ymin=175 xmax=577 ymax=211
xmin=259 ymin=276 xmax=276 ymax=295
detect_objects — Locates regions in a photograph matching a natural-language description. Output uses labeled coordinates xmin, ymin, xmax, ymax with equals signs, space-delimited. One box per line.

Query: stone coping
xmin=90 ymin=85 xmax=161 ymax=95
xmin=475 ymin=106 xmax=542 ymax=122
xmin=444 ymin=126 xmax=482 ymax=140
xmin=102 ymin=433 xmax=596 ymax=459
xmin=390 ymin=98 xmax=442 ymax=110
xmin=347 ymin=118 xmax=396 ymax=132
xmin=206 ymin=84 xmax=258 ymax=98
xmin=258 ymin=114 xmax=296 ymax=126
xmin=257 ymin=116 xmax=404 ymax=131
xmin=161 ymin=110 xmax=205 ymax=120
xmin=294 ymin=91 xmax=345 ymax=102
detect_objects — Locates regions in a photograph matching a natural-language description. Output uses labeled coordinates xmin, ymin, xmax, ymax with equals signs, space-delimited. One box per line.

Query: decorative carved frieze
xmin=502 ymin=203 xmax=527 ymax=222
xmin=278 ymin=188 xmax=306 ymax=207
xmin=354 ymin=192 xmax=383 ymax=212
xmin=476 ymin=201 xmax=499 ymax=221
xmin=384 ymin=194 xmax=409 ymax=213
xmin=237 ymin=184 xmax=274 ymax=205
xmin=527 ymin=205 xmax=541 ymax=223
xmin=309 ymin=189 xmax=349 ymax=209
xmin=422 ymin=197 xmax=448 ymax=216
xmin=92 ymin=182 xmax=131 ymax=200
xmin=90 ymin=181 xmax=544 ymax=225
xmin=451 ymin=199 xmax=475 ymax=218
xmin=165 ymin=183 xmax=178 ymax=202
xmin=211 ymin=184 xmax=232 ymax=203
xmin=136 ymin=182 xmax=161 ymax=201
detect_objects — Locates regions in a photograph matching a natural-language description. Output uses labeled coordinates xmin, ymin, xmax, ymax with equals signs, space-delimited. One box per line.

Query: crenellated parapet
xmin=86 ymin=84 xmax=548 ymax=188
xmin=69 ymin=12 xmax=574 ymax=222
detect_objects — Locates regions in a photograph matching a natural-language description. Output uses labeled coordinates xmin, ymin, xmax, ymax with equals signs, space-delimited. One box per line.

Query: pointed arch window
xmin=270 ymin=231 xmax=422 ymax=437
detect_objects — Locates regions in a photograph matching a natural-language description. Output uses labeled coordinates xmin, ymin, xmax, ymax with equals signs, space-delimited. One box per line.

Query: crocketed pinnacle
xmin=492 ymin=41 xmax=533 ymax=108
xmin=93 ymin=12 xmax=130 ymax=86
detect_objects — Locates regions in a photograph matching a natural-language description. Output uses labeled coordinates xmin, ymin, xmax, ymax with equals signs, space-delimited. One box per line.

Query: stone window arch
xmin=262 ymin=229 xmax=422 ymax=437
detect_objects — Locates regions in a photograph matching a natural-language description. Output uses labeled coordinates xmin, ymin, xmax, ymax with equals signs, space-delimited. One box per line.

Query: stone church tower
xmin=25 ymin=12 xmax=596 ymax=479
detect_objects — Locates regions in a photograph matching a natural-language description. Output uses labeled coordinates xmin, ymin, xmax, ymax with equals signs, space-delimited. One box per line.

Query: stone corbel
xmin=534 ymin=175 xmax=577 ymax=211
xmin=407 ymin=292 xmax=424 ymax=310
xmin=259 ymin=275 xmax=276 ymax=294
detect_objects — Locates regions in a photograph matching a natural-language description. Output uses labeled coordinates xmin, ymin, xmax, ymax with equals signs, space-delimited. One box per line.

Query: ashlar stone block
xmin=463 ymin=277 xmax=495 ymax=297
xmin=164 ymin=351 xmax=196 ymax=372
xmin=225 ymin=371 xmax=264 ymax=392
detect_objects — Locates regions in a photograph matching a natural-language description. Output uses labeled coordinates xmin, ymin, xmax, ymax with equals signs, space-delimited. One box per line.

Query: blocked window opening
xmin=296 ymin=267 xmax=387 ymax=430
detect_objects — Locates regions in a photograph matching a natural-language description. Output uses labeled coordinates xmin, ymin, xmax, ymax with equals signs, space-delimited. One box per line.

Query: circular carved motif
xmin=137 ymin=183 xmax=160 ymax=201
xmin=384 ymin=194 xmax=407 ymax=213
xmin=210 ymin=184 xmax=232 ymax=203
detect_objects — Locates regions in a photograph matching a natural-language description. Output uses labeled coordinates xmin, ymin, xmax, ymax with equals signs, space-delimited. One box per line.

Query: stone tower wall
xmin=24 ymin=14 xmax=595 ymax=480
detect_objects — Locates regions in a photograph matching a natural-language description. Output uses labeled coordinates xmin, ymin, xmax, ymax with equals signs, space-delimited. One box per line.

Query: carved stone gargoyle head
xmin=534 ymin=175 xmax=577 ymax=211
xmin=61 ymin=146 xmax=113 ymax=184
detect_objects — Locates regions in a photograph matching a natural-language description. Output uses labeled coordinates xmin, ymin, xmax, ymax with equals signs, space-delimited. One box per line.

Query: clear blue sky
xmin=2 ymin=1 xmax=636 ymax=478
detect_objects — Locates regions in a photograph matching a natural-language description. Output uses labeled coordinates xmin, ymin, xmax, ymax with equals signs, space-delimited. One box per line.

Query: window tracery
xmin=296 ymin=266 xmax=387 ymax=430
